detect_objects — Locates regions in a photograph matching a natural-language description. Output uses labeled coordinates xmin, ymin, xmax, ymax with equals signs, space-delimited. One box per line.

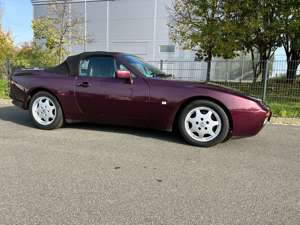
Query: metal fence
xmin=1 ymin=60 xmax=299 ymax=105
xmin=148 ymin=60 xmax=300 ymax=104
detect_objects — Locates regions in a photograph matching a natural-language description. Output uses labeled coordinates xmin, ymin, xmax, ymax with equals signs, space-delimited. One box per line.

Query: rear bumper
xmin=12 ymin=98 xmax=26 ymax=109
xmin=9 ymin=80 xmax=29 ymax=110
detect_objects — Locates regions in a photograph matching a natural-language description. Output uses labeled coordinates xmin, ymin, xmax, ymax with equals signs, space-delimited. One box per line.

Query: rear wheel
xmin=29 ymin=91 xmax=64 ymax=130
xmin=178 ymin=100 xmax=230 ymax=147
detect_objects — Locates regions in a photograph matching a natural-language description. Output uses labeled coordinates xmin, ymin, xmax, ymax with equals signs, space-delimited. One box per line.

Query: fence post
xmin=225 ymin=60 xmax=228 ymax=82
xmin=262 ymin=61 xmax=269 ymax=102
xmin=241 ymin=55 xmax=245 ymax=81
xmin=160 ymin=60 xmax=164 ymax=71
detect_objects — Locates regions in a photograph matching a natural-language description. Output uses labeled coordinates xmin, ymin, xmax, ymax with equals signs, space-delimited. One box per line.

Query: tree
xmin=0 ymin=24 xmax=14 ymax=79
xmin=13 ymin=42 xmax=57 ymax=70
xmin=32 ymin=0 xmax=86 ymax=63
xmin=279 ymin=0 xmax=300 ymax=82
xmin=224 ymin=0 xmax=281 ymax=82
xmin=169 ymin=0 xmax=239 ymax=81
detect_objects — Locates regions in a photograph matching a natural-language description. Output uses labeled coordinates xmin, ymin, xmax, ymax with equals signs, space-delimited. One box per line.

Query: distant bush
xmin=0 ymin=79 xmax=9 ymax=99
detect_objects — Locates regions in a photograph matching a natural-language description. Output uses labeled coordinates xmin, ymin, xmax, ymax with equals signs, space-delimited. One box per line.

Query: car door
xmin=74 ymin=55 xmax=150 ymax=126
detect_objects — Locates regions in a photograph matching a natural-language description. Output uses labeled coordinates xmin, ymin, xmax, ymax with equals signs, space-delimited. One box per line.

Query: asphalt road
xmin=0 ymin=104 xmax=299 ymax=225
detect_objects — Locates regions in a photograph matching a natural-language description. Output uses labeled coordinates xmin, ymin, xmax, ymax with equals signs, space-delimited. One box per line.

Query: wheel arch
xmin=27 ymin=88 xmax=64 ymax=115
xmin=172 ymin=96 xmax=233 ymax=133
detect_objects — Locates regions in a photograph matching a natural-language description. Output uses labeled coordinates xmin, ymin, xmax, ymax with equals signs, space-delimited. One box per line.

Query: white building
xmin=32 ymin=0 xmax=196 ymax=61
xmin=32 ymin=0 xmax=254 ymax=81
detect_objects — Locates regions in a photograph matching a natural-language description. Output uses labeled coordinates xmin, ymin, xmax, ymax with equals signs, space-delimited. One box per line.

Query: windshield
xmin=123 ymin=55 xmax=166 ymax=78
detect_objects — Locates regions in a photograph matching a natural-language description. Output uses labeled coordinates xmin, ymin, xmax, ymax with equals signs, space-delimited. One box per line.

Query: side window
xmin=116 ymin=61 xmax=129 ymax=72
xmin=79 ymin=56 xmax=116 ymax=78
xmin=119 ymin=64 xmax=129 ymax=71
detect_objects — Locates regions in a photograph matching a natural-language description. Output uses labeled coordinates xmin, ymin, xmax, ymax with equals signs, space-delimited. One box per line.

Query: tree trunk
xmin=261 ymin=60 xmax=268 ymax=82
xmin=251 ymin=49 xmax=257 ymax=82
xmin=252 ymin=61 xmax=260 ymax=83
xmin=286 ymin=60 xmax=299 ymax=83
xmin=251 ymin=49 xmax=262 ymax=83
xmin=206 ymin=52 xmax=212 ymax=82
xmin=253 ymin=50 xmax=268 ymax=83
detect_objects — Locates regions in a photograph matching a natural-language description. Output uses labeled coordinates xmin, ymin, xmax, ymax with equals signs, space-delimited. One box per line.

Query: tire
xmin=178 ymin=100 xmax=230 ymax=147
xmin=29 ymin=91 xmax=64 ymax=130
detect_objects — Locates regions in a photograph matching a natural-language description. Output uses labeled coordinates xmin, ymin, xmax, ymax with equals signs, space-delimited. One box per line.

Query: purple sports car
xmin=10 ymin=52 xmax=271 ymax=147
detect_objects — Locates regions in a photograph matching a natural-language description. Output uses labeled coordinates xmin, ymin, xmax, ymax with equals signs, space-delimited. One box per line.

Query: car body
xmin=10 ymin=51 xmax=271 ymax=147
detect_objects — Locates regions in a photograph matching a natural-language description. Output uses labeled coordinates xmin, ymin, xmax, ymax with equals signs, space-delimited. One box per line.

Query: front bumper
xmin=263 ymin=110 xmax=272 ymax=125
xmin=231 ymin=104 xmax=272 ymax=137
xmin=252 ymin=98 xmax=272 ymax=126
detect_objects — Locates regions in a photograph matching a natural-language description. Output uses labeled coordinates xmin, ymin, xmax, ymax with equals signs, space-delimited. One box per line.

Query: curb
xmin=271 ymin=117 xmax=300 ymax=126
xmin=0 ymin=99 xmax=11 ymax=105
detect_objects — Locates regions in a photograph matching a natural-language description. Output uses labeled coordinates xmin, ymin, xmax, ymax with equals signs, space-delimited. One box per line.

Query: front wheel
xmin=29 ymin=91 xmax=64 ymax=130
xmin=178 ymin=100 xmax=230 ymax=147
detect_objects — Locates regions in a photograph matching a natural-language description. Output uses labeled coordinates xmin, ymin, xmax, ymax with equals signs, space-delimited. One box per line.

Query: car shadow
xmin=0 ymin=105 xmax=185 ymax=145
xmin=0 ymin=105 xmax=34 ymax=128
xmin=67 ymin=123 xmax=185 ymax=145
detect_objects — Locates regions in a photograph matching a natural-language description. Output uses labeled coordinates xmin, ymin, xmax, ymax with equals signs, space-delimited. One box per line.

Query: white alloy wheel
xmin=32 ymin=96 xmax=57 ymax=126
xmin=184 ymin=106 xmax=222 ymax=142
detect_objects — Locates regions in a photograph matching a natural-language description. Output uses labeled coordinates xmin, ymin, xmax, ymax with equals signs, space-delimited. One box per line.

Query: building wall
xmin=32 ymin=0 xmax=187 ymax=61
xmin=32 ymin=0 xmax=253 ymax=81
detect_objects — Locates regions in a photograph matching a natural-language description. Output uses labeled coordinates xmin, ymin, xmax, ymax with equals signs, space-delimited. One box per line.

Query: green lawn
xmin=213 ymin=79 xmax=300 ymax=103
xmin=213 ymin=79 xmax=300 ymax=118
xmin=268 ymin=102 xmax=300 ymax=118
xmin=0 ymin=79 xmax=9 ymax=99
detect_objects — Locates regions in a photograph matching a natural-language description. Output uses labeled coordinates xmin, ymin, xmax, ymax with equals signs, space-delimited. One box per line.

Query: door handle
xmin=76 ymin=82 xmax=91 ymax=88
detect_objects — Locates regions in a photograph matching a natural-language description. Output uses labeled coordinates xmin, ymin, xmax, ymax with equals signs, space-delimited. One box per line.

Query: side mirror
xmin=116 ymin=70 xmax=133 ymax=84
xmin=116 ymin=70 xmax=131 ymax=79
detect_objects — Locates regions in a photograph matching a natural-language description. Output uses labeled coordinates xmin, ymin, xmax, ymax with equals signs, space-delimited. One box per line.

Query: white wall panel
xmin=110 ymin=41 xmax=148 ymax=56
xmin=32 ymin=0 xmax=189 ymax=60
xmin=86 ymin=1 xmax=107 ymax=50
xmin=33 ymin=4 xmax=48 ymax=18
xmin=70 ymin=2 xmax=85 ymax=53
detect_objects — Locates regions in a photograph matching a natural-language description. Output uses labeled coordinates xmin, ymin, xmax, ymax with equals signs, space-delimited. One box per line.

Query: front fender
xmin=167 ymin=89 xmax=269 ymax=137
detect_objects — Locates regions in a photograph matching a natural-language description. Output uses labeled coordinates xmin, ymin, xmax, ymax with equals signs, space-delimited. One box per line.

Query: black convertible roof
xmin=66 ymin=51 xmax=124 ymax=75
xmin=47 ymin=51 xmax=125 ymax=75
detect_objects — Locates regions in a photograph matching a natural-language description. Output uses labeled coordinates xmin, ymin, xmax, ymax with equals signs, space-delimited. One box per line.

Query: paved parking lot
xmin=0 ymin=104 xmax=299 ymax=225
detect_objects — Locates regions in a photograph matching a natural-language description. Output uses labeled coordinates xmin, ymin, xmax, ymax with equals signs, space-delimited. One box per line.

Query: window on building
xmin=160 ymin=45 xmax=175 ymax=53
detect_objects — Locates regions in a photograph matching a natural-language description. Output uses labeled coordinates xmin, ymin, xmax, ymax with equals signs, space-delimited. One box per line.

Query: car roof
xmin=65 ymin=51 xmax=126 ymax=75
xmin=71 ymin=51 xmax=125 ymax=58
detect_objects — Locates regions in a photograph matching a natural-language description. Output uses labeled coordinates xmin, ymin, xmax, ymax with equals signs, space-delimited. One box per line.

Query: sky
xmin=1 ymin=0 xmax=33 ymax=45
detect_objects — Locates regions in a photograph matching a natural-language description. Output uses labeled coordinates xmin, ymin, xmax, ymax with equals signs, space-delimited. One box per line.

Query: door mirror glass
xmin=116 ymin=70 xmax=131 ymax=79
